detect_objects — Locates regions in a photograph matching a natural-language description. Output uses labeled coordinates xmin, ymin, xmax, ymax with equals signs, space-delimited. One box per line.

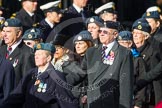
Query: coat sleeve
xmin=119 ymin=51 xmax=134 ymax=108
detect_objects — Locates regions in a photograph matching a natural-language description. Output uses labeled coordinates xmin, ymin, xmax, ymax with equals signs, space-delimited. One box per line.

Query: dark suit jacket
xmin=0 ymin=41 xmax=35 ymax=85
xmin=2 ymin=63 xmax=78 ymax=108
xmin=81 ymin=42 xmax=133 ymax=108
xmin=0 ymin=55 xmax=15 ymax=106
xmin=16 ymin=8 xmax=44 ymax=31
xmin=39 ymin=19 xmax=53 ymax=42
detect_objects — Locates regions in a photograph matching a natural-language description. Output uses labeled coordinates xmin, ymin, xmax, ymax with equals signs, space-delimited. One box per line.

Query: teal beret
xmin=86 ymin=16 xmax=103 ymax=27
xmin=33 ymin=43 xmax=55 ymax=54
xmin=22 ymin=28 xmax=42 ymax=40
xmin=73 ymin=30 xmax=93 ymax=43
xmin=132 ymin=18 xmax=151 ymax=33
xmin=117 ymin=31 xmax=133 ymax=41
xmin=3 ymin=18 xmax=22 ymax=27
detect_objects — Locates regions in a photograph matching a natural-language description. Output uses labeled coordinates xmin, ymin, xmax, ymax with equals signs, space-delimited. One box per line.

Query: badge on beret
xmin=138 ymin=25 xmax=142 ymax=30
xmin=118 ymin=36 xmax=122 ymax=40
xmin=30 ymin=29 xmax=35 ymax=32
xmin=37 ymin=44 xmax=41 ymax=49
xmin=77 ymin=36 xmax=82 ymax=40
xmin=146 ymin=12 xmax=150 ymax=16
xmin=28 ymin=34 xmax=33 ymax=39
xmin=90 ymin=18 xmax=95 ymax=22
xmin=104 ymin=22 xmax=107 ymax=27
xmin=4 ymin=21 xmax=8 ymax=26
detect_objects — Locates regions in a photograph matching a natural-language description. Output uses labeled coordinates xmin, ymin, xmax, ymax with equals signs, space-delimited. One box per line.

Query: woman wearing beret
xmin=86 ymin=16 xmax=103 ymax=46
xmin=2 ymin=43 xmax=78 ymax=108
xmin=63 ymin=30 xmax=93 ymax=108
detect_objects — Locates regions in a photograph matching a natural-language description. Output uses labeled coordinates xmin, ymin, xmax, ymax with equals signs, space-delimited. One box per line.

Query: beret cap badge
xmin=37 ymin=44 xmax=41 ymax=49
xmin=4 ymin=21 xmax=8 ymax=26
xmin=77 ymin=36 xmax=82 ymax=40
xmin=28 ymin=34 xmax=33 ymax=39
xmin=146 ymin=12 xmax=151 ymax=16
xmin=118 ymin=36 xmax=122 ymax=40
xmin=90 ymin=18 xmax=95 ymax=22
xmin=138 ymin=25 xmax=142 ymax=30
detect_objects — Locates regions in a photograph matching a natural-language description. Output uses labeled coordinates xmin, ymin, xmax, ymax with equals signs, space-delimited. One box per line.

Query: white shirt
xmin=73 ymin=3 xmax=83 ymax=13
xmin=102 ymin=41 xmax=115 ymax=57
xmin=26 ymin=10 xmax=34 ymax=17
xmin=45 ymin=18 xmax=54 ymax=28
xmin=8 ymin=39 xmax=22 ymax=55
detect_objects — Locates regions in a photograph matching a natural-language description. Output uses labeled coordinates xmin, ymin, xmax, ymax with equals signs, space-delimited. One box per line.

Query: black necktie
xmin=101 ymin=46 xmax=107 ymax=62
xmin=80 ymin=10 xmax=86 ymax=22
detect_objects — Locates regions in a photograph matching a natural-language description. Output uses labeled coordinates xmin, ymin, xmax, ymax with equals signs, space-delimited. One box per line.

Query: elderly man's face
xmin=23 ymin=0 xmax=37 ymax=13
xmin=35 ymin=50 xmax=50 ymax=67
xmin=99 ymin=27 xmax=117 ymax=45
xmin=132 ymin=29 xmax=149 ymax=48
xmin=2 ymin=27 xmax=21 ymax=46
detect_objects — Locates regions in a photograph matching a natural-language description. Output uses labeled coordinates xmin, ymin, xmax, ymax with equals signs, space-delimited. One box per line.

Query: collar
xmin=73 ymin=3 xmax=83 ymax=13
xmin=26 ymin=10 xmax=34 ymax=17
xmin=8 ymin=39 xmax=22 ymax=54
xmin=45 ymin=18 xmax=54 ymax=28
xmin=103 ymin=41 xmax=115 ymax=56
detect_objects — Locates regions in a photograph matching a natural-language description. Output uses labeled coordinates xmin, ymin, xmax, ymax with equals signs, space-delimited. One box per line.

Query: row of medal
xmin=34 ymin=79 xmax=47 ymax=93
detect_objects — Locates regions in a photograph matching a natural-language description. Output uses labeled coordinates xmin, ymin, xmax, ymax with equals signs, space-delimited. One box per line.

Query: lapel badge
xmin=9 ymin=57 xmax=12 ymax=61
xmin=37 ymin=88 xmax=42 ymax=92
xmin=13 ymin=59 xmax=19 ymax=67
xmin=42 ymin=83 xmax=47 ymax=93
xmin=34 ymin=79 xmax=40 ymax=85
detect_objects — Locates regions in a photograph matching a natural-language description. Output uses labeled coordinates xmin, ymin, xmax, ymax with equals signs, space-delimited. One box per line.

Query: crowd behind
xmin=0 ymin=0 xmax=162 ymax=108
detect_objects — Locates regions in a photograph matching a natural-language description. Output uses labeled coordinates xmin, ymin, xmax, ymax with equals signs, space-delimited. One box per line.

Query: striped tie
xmin=6 ymin=47 xmax=12 ymax=59
xmin=101 ymin=46 xmax=107 ymax=62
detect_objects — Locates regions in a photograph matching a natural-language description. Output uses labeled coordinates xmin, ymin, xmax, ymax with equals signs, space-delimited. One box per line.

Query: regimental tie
xmin=101 ymin=46 xmax=107 ymax=62
xmin=6 ymin=46 xmax=12 ymax=59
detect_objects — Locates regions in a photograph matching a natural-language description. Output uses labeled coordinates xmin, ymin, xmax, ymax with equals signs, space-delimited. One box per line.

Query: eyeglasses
xmin=98 ymin=30 xmax=114 ymax=35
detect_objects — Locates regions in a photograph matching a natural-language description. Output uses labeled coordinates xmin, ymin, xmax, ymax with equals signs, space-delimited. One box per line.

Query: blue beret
xmin=86 ymin=16 xmax=103 ymax=27
xmin=22 ymin=28 xmax=42 ymax=40
xmin=73 ymin=30 xmax=93 ymax=43
xmin=117 ymin=31 xmax=133 ymax=41
xmin=3 ymin=18 xmax=22 ymax=27
xmin=132 ymin=18 xmax=151 ymax=33
xmin=101 ymin=21 xmax=119 ymax=30
xmin=33 ymin=43 xmax=55 ymax=54
xmin=142 ymin=11 xmax=160 ymax=19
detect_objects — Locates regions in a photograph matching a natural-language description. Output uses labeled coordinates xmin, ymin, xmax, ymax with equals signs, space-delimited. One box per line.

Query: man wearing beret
xmin=0 ymin=18 xmax=35 ymax=86
xmin=142 ymin=11 xmax=162 ymax=42
xmin=1 ymin=43 xmax=78 ymax=108
xmin=39 ymin=1 xmax=63 ymax=42
xmin=65 ymin=21 xmax=134 ymax=108
xmin=132 ymin=18 xmax=162 ymax=107
xmin=14 ymin=0 xmax=44 ymax=32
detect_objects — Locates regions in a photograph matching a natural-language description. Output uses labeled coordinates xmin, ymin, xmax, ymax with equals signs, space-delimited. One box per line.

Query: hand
xmin=134 ymin=106 xmax=140 ymax=108
xmin=81 ymin=95 xmax=87 ymax=104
